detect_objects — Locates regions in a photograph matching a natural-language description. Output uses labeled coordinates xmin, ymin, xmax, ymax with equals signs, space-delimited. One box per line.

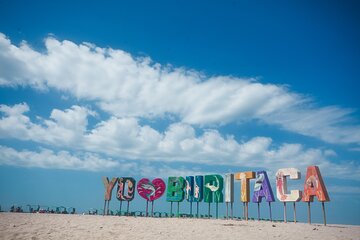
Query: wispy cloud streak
xmin=0 ymin=33 xmax=359 ymax=145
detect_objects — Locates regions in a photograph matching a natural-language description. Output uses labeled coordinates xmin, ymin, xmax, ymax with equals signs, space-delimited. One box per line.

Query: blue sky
xmin=0 ymin=0 xmax=359 ymax=224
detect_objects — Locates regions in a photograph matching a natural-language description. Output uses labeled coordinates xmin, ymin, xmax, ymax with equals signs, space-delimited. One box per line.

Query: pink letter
xmin=276 ymin=168 xmax=302 ymax=202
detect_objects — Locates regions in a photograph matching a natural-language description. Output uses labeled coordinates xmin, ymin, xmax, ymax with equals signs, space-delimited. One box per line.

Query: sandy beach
xmin=0 ymin=213 xmax=359 ymax=240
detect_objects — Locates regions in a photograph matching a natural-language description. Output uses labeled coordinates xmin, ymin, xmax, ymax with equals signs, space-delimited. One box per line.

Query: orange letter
xmin=235 ymin=172 xmax=255 ymax=202
xmin=302 ymin=166 xmax=330 ymax=202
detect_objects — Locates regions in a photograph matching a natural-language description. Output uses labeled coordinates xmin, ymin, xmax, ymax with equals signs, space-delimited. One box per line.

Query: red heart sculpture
xmin=137 ymin=178 xmax=166 ymax=201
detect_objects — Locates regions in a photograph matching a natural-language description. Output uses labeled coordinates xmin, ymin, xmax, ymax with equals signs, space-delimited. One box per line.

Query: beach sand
xmin=1 ymin=212 xmax=359 ymax=240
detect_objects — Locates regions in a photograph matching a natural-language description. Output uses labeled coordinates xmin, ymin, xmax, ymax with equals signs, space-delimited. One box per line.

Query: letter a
xmin=302 ymin=166 xmax=330 ymax=202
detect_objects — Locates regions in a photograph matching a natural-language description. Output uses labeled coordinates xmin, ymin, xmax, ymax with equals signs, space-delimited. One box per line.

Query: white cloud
xmin=1 ymin=103 xmax=359 ymax=180
xmin=262 ymin=106 xmax=360 ymax=145
xmin=0 ymin=103 xmax=32 ymax=140
xmin=0 ymin=103 xmax=93 ymax=146
xmin=138 ymin=163 xmax=206 ymax=178
xmin=349 ymin=147 xmax=360 ymax=152
xmin=0 ymin=145 xmax=120 ymax=171
xmin=0 ymin=144 xmax=206 ymax=177
xmin=0 ymin=33 xmax=359 ymax=145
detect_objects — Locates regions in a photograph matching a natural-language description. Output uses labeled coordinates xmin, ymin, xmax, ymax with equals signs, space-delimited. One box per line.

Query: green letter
xmin=166 ymin=177 xmax=185 ymax=202
xmin=204 ymin=175 xmax=224 ymax=203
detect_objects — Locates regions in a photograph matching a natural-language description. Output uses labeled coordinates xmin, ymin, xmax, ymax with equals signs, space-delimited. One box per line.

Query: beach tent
xmin=48 ymin=206 xmax=60 ymax=214
xmin=88 ymin=208 xmax=98 ymax=215
xmin=38 ymin=206 xmax=49 ymax=213
xmin=58 ymin=206 xmax=68 ymax=214
xmin=26 ymin=204 xmax=40 ymax=213
xmin=68 ymin=207 xmax=76 ymax=214
xmin=10 ymin=205 xmax=24 ymax=213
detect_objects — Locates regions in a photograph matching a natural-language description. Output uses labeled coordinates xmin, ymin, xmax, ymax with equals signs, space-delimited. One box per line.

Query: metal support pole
xmin=190 ymin=202 xmax=193 ymax=217
xmin=243 ymin=202 xmax=245 ymax=219
xmin=226 ymin=202 xmax=229 ymax=219
xmin=151 ymin=201 xmax=154 ymax=217
xmin=170 ymin=202 xmax=173 ymax=218
xmin=196 ymin=202 xmax=199 ymax=218
xmin=307 ymin=202 xmax=311 ymax=224
xmin=103 ymin=200 xmax=107 ymax=216
xmin=216 ymin=202 xmax=219 ymax=219
xmin=246 ymin=202 xmax=248 ymax=221
xmin=177 ymin=202 xmax=180 ymax=218
xmin=322 ymin=202 xmax=327 ymax=226
xmin=119 ymin=201 xmax=122 ymax=215
xmin=106 ymin=201 xmax=110 ymax=215
xmin=269 ymin=202 xmax=272 ymax=222
xmin=208 ymin=203 xmax=211 ymax=219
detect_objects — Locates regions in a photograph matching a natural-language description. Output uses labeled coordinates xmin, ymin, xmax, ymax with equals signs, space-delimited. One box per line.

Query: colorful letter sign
xmin=102 ymin=177 xmax=118 ymax=201
xmin=117 ymin=177 xmax=136 ymax=201
xmin=100 ymin=165 xmax=330 ymax=224
xmin=166 ymin=177 xmax=185 ymax=202
xmin=225 ymin=173 xmax=234 ymax=203
xmin=204 ymin=174 xmax=224 ymax=203
xmin=137 ymin=178 xmax=166 ymax=201
xmin=235 ymin=172 xmax=255 ymax=202
xmin=302 ymin=166 xmax=330 ymax=202
xmin=276 ymin=168 xmax=301 ymax=202
xmin=185 ymin=176 xmax=194 ymax=202
xmin=194 ymin=175 xmax=203 ymax=202
xmin=252 ymin=171 xmax=275 ymax=203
